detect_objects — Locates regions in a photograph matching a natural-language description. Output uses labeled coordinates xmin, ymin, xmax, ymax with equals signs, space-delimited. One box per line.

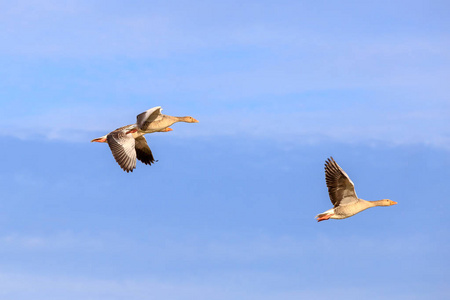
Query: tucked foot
xmin=126 ymin=128 xmax=138 ymax=134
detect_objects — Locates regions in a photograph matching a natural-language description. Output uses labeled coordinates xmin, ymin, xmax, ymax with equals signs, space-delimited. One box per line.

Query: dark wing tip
xmin=135 ymin=136 xmax=157 ymax=166
xmin=324 ymin=156 xmax=335 ymax=171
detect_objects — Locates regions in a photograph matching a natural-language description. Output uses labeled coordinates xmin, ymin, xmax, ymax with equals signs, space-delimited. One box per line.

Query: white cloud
xmin=0 ymin=1 xmax=448 ymax=150
xmin=0 ymin=231 xmax=446 ymax=300
xmin=0 ymin=271 xmax=443 ymax=300
xmin=0 ymin=230 xmax=440 ymax=261
xmin=1 ymin=102 xmax=449 ymax=150
xmin=0 ymin=0 xmax=449 ymax=63
xmin=0 ymin=232 xmax=104 ymax=251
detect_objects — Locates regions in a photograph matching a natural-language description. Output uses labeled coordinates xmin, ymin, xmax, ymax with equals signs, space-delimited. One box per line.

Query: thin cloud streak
xmin=0 ymin=271 xmax=446 ymax=300
xmin=0 ymin=232 xmax=446 ymax=300
xmin=0 ymin=230 xmax=443 ymax=262
xmin=1 ymin=1 xmax=449 ymax=61
xmin=2 ymin=104 xmax=448 ymax=150
xmin=1 ymin=2 xmax=448 ymax=150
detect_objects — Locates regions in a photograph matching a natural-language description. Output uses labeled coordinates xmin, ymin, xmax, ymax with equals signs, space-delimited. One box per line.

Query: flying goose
xmin=91 ymin=106 xmax=199 ymax=172
xmin=126 ymin=106 xmax=199 ymax=135
xmin=315 ymin=157 xmax=397 ymax=222
xmin=91 ymin=126 xmax=172 ymax=172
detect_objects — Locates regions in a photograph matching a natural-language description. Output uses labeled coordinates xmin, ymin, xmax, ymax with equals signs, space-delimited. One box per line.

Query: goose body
xmin=91 ymin=106 xmax=198 ymax=172
xmin=315 ymin=157 xmax=397 ymax=222
xmin=128 ymin=106 xmax=199 ymax=135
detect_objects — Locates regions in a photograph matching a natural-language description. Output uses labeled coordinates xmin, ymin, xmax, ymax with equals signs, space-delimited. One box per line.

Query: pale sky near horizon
xmin=0 ymin=1 xmax=449 ymax=299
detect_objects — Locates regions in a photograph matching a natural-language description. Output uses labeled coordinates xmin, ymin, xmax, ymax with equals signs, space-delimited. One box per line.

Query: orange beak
xmin=162 ymin=127 xmax=173 ymax=132
xmin=390 ymin=200 xmax=398 ymax=205
xmin=192 ymin=118 xmax=199 ymax=123
xmin=91 ymin=137 xmax=107 ymax=143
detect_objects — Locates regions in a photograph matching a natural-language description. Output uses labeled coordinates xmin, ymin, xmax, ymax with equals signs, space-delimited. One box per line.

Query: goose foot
xmin=126 ymin=128 xmax=138 ymax=134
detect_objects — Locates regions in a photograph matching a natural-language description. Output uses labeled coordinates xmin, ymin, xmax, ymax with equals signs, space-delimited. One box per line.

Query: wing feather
xmin=135 ymin=136 xmax=157 ymax=165
xmin=136 ymin=106 xmax=162 ymax=131
xmin=324 ymin=157 xmax=358 ymax=207
xmin=107 ymin=129 xmax=137 ymax=172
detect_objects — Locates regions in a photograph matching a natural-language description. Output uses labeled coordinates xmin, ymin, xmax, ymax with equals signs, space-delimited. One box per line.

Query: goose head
xmin=379 ymin=199 xmax=398 ymax=206
xmin=182 ymin=116 xmax=199 ymax=123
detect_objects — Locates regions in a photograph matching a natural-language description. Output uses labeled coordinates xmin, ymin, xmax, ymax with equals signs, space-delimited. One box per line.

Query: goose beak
xmin=192 ymin=118 xmax=199 ymax=123
xmin=91 ymin=137 xmax=107 ymax=143
xmin=390 ymin=200 xmax=398 ymax=205
xmin=164 ymin=128 xmax=173 ymax=132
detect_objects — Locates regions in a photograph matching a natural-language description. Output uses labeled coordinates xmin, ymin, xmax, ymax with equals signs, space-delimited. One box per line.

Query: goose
xmin=91 ymin=126 xmax=172 ymax=172
xmin=315 ymin=157 xmax=397 ymax=222
xmin=91 ymin=106 xmax=199 ymax=172
xmin=125 ymin=106 xmax=199 ymax=135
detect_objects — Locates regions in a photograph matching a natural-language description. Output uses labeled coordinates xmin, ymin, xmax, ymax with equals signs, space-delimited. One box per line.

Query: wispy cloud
xmin=1 ymin=1 xmax=449 ymax=62
xmin=0 ymin=232 xmax=103 ymax=251
xmin=1 ymin=2 xmax=448 ymax=149
xmin=0 ymin=231 xmax=446 ymax=300
xmin=1 ymin=102 xmax=449 ymax=150
xmin=0 ymin=271 xmax=446 ymax=300
xmin=0 ymin=230 xmax=443 ymax=262
xmin=0 ymin=1 xmax=448 ymax=148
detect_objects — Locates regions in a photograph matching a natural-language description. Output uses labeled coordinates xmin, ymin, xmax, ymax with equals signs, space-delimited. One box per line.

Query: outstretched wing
xmin=136 ymin=106 xmax=162 ymax=131
xmin=135 ymin=136 xmax=157 ymax=165
xmin=324 ymin=157 xmax=358 ymax=207
xmin=107 ymin=129 xmax=136 ymax=172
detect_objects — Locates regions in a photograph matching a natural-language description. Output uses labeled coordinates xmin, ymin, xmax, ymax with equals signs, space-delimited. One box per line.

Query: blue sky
xmin=1 ymin=1 xmax=449 ymax=299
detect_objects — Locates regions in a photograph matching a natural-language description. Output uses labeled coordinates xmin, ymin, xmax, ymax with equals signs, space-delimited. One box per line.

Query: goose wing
xmin=107 ymin=129 xmax=137 ymax=172
xmin=324 ymin=157 xmax=358 ymax=207
xmin=135 ymin=136 xmax=157 ymax=165
xmin=136 ymin=106 xmax=162 ymax=131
